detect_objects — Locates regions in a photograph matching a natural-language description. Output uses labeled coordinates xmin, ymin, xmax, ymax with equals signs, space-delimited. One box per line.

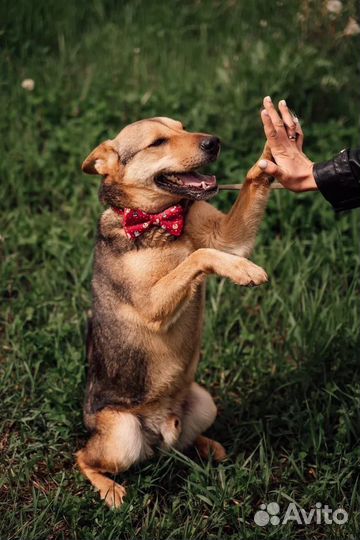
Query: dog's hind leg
xmin=176 ymin=383 xmax=226 ymax=462
xmin=76 ymin=409 xmax=153 ymax=508
xmin=77 ymin=449 xmax=127 ymax=508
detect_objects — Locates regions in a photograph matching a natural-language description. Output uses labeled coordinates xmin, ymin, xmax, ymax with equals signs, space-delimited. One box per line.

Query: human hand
xmin=258 ymin=96 xmax=318 ymax=192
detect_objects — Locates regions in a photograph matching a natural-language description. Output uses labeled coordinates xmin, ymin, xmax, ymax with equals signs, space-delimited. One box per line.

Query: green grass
xmin=1 ymin=1 xmax=360 ymax=538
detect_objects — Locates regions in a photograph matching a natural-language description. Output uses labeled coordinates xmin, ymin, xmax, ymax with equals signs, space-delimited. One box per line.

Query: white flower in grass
xmin=21 ymin=79 xmax=35 ymax=91
xmin=326 ymin=0 xmax=342 ymax=14
xmin=343 ymin=17 xmax=360 ymax=36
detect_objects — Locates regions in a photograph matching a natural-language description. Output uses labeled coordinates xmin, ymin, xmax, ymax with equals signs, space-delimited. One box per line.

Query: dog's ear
xmin=82 ymin=140 xmax=119 ymax=175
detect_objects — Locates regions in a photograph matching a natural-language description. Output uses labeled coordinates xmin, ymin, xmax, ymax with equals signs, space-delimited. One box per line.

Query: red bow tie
xmin=112 ymin=204 xmax=185 ymax=240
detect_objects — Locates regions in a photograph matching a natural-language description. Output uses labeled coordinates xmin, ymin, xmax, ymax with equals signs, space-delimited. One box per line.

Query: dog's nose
xmin=200 ymin=136 xmax=220 ymax=154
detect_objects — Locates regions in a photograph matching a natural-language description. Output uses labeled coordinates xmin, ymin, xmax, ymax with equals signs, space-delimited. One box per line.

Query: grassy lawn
xmin=1 ymin=1 xmax=360 ymax=538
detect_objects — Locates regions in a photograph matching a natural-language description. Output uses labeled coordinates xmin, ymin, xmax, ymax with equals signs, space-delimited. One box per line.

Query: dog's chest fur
xmin=84 ymin=209 xmax=205 ymax=419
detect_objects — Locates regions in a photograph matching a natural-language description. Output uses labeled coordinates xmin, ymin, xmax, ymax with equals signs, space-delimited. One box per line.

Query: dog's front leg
xmin=139 ymin=248 xmax=267 ymax=330
xmin=189 ymin=144 xmax=273 ymax=257
xmin=211 ymin=143 xmax=273 ymax=258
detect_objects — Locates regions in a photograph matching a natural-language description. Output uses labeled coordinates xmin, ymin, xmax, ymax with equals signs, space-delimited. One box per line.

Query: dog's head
xmin=82 ymin=117 xmax=220 ymax=211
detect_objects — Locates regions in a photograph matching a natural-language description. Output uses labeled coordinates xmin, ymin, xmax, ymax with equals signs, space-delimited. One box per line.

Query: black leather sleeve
xmin=313 ymin=148 xmax=360 ymax=212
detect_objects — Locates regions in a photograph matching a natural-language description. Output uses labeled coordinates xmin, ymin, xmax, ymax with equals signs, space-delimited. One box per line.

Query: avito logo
xmin=254 ymin=501 xmax=348 ymax=527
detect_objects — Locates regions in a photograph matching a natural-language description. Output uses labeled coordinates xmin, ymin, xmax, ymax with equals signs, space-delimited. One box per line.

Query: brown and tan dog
xmin=77 ymin=117 xmax=272 ymax=507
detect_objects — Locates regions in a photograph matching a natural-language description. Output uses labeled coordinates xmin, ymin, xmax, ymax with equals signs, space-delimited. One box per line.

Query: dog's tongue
xmin=177 ymin=172 xmax=217 ymax=190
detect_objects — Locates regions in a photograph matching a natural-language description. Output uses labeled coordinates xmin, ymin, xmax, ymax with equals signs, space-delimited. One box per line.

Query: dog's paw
xmin=245 ymin=143 xmax=273 ymax=185
xmin=100 ymin=481 xmax=127 ymax=509
xmin=209 ymin=440 xmax=227 ymax=462
xmin=246 ymin=170 xmax=272 ymax=187
xmin=232 ymin=258 xmax=268 ymax=287
xmin=195 ymin=436 xmax=227 ymax=462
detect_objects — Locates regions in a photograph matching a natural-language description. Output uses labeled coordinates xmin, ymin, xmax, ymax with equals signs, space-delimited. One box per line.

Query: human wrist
xmin=290 ymin=158 xmax=317 ymax=192
xmin=300 ymin=163 xmax=317 ymax=191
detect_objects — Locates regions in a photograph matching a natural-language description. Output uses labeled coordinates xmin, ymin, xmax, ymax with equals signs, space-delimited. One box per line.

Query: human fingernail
xmin=261 ymin=109 xmax=269 ymax=116
xmin=264 ymin=96 xmax=272 ymax=103
xmin=279 ymin=99 xmax=286 ymax=107
xmin=259 ymin=159 xmax=268 ymax=169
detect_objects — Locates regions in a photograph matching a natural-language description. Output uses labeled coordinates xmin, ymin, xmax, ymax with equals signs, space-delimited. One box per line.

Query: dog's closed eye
xmin=148 ymin=138 xmax=168 ymax=148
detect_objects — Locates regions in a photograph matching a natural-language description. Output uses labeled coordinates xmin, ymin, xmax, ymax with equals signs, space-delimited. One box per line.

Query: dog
xmin=76 ymin=116 xmax=272 ymax=507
